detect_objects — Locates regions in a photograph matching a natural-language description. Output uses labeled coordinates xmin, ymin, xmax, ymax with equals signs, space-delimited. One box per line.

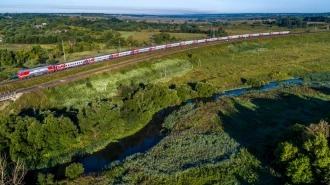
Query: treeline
xmin=0 ymin=30 xmax=144 ymax=68
xmin=261 ymin=16 xmax=330 ymax=28
xmin=0 ymin=45 xmax=49 ymax=67
xmin=160 ymin=22 xmax=228 ymax=37
xmin=0 ymin=14 xmax=210 ymax=45
xmin=0 ymin=82 xmax=217 ymax=170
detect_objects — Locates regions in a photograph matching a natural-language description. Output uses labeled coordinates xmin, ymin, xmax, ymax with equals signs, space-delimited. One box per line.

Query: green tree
xmin=65 ymin=163 xmax=84 ymax=180
xmin=275 ymin=142 xmax=299 ymax=162
xmin=37 ymin=173 xmax=54 ymax=185
xmin=286 ymin=154 xmax=314 ymax=184
xmin=195 ymin=82 xmax=217 ymax=97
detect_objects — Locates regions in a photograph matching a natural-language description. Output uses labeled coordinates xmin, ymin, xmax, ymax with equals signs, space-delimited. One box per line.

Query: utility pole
xmin=62 ymin=40 xmax=66 ymax=62
xmin=210 ymin=23 xmax=213 ymax=37
xmin=119 ymin=39 xmax=121 ymax=52
xmin=150 ymin=32 xmax=154 ymax=46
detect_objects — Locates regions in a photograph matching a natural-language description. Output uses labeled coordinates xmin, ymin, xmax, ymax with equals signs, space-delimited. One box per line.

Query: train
xmin=17 ymin=31 xmax=290 ymax=80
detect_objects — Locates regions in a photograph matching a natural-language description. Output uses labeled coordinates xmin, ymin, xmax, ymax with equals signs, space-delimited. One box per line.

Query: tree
xmin=215 ymin=27 xmax=227 ymax=37
xmin=65 ymin=163 xmax=84 ymax=180
xmin=0 ymin=153 xmax=27 ymax=185
xmin=195 ymin=82 xmax=217 ymax=97
xmin=37 ymin=173 xmax=54 ymax=185
xmin=286 ymin=154 xmax=314 ymax=184
xmin=275 ymin=142 xmax=299 ymax=162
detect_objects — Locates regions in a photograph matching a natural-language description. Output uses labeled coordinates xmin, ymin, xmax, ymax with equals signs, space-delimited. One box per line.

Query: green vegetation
xmin=37 ymin=173 xmax=55 ymax=185
xmin=1 ymin=13 xmax=330 ymax=184
xmin=65 ymin=163 xmax=84 ymax=180
xmin=64 ymin=82 xmax=330 ymax=184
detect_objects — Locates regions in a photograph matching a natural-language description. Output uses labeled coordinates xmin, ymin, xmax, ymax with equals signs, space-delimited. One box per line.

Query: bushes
xmin=65 ymin=163 xmax=84 ymax=180
xmin=195 ymin=82 xmax=217 ymax=97
xmin=246 ymin=77 xmax=266 ymax=87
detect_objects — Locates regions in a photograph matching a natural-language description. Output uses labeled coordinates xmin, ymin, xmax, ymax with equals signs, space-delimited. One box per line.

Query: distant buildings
xmin=55 ymin=29 xmax=69 ymax=33
xmin=35 ymin=23 xmax=47 ymax=28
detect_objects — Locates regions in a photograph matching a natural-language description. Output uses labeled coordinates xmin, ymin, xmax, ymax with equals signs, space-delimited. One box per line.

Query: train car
xmin=180 ymin=41 xmax=186 ymax=46
xmin=155 ymin=45 xmax=166 ymax=50
xmin=210 ymin=38 xmax=218 ymax=42
xmin=95 ymin=55 xmax=110 ymax=62
xmin=232 ymin=35 xmax=240 ymax=39
xmin=239 ymin=34 xmax=249 ymax=39
xmin=166 ymin=44 xmax=172 ymax=48
xmin=252 ymin=33 xmax=260 ymax=37
xmin=217 ymin=37 xmax=223 ymax=41
xmin=112 ymin=53 xmax=119 ymax=58
xmin=270 ymin=32 xmax=280 ymax=35
xmin=185 ymin=40 xmax=194 ymax=45
xmin=18 ymin=65 xmax=55 ymax=79
xmin=198 ymin=39 xmax=206 ymax=43
xmin=262 ymin=32 xmax=270 ymax=36
xmin=118 ymin=51 xmax=132 ymax=57
xmin=193 ymin=40 xmax=199 ymax=44
xmin=65 ymin=60 xmax=86 ymax=68
xmin=86 ymin=58 xmax=95 ymax=64
xmin=132 ymin=49 xmax=140 ymax=54
xmin=279 ymin=31 xmax=290 ymax=35
xmin=139 ymin=47 xmax=151 ymax=53
xmin=150 ymin=46 xmax=156 ymax=51
xmin=171 ymin=43 xmax=181 ymax=47
xmin=55 ymin=63 xmax=66 ymax=71
xmin=221 ymin=36 xmax=229 ymax=40
xmin=228 ymin=36 xmax=233 ymax=39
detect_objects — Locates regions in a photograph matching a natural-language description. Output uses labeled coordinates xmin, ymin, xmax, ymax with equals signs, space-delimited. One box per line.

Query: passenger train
xmin=17 ymin=31 xmax=290 ymax=79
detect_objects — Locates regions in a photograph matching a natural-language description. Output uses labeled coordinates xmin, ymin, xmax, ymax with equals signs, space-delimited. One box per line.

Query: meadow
xmin=119 ymin=30 xmax=208 ymax=41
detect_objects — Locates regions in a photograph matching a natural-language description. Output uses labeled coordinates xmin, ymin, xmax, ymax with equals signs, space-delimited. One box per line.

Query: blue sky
xmin=0 ymin=0 xmax=329 ymax=14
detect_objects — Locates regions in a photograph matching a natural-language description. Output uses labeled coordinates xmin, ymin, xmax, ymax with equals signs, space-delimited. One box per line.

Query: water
xmin=214 ymin=78 xmax=303 ymax=100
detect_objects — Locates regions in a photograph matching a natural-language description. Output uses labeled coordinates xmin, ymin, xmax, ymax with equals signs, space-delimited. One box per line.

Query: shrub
xmin=65 ymin=163 xmax=84 ymax=180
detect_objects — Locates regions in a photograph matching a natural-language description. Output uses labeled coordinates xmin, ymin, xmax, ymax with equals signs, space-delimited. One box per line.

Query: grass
xmin=119 ymin=31 xmax=208 ymax=42
xmin=163 ymin=32 xmax=330 ymax=89
xmin=0 ymin=43 xmax=54 ymax=51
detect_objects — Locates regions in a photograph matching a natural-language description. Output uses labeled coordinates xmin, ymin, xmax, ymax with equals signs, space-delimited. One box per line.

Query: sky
xmin=0 ymin=0 xmax=329 ymax=14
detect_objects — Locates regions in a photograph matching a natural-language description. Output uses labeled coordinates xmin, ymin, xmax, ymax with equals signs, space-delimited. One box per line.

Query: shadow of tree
xmin=219 ymin=87 xmax=330 ymax=184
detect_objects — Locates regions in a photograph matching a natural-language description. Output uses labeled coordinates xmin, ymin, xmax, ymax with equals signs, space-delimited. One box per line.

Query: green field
xmin=0 ymin=43 xmax=54 ymax=51
xmin=119 ymin=30 xmax=208 ymax=41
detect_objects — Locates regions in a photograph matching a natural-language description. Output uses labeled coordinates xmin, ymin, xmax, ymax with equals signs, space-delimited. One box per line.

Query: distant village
xmin=35 ymin=22 xmax=69 ymax=33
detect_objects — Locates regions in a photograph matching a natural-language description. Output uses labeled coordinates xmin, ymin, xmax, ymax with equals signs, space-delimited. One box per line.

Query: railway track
xmin=0 ymin=31 xmax=327 ymax=96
